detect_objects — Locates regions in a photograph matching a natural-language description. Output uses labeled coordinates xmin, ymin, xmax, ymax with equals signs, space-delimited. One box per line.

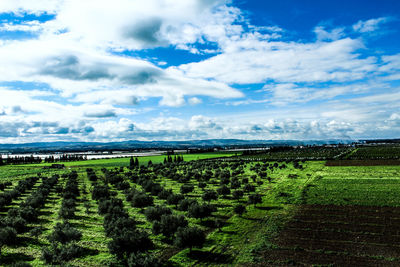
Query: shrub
xmin=180 ymin=184 xmax=194 ymax=195
xmin=152 ymin=214 xmax=188 ymax=239
xmin=202 ymin=190 xmax=218 ymax=203
xmin=233 ymin=204 xmax=246 ymax=216
xmin=108 ymin=229 xmax=153 ymax=259
xmin=188 ymin=203 xmax=215 ymax=220
xmin=48 ymin=222 xmax=82 ymax=244
xmin=131 ymin=192 xmax=154 ymax=209
xmin=166 ymin=194 xmax=184 ymax=207
xmin=217 ymin=185 xmax=230 ymax=197
xmin=127 ymin=252 xmax=161 ymax=267
xmin=174 ymin=227 xmax=206 ymax=252
xmin=177 ymin=198 xmax=198 ymax=212
xmin=248 ymin=194 xmax=262 ymax=207
xmin=232 ymin=190 xmax=244 ymax=200
xmin=145 ymin=205 xmax=172 ymax=222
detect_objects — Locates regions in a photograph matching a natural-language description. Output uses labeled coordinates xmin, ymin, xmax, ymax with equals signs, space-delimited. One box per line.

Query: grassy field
xmin=258 ymin=163 xmax=400 ymax=266
xmin=1 ymin=151 xmax=400 ymax=266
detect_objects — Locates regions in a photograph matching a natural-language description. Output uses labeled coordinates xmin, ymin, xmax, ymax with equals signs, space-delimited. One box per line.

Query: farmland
xmin=1 ymin=147 xmax=400 ymax=266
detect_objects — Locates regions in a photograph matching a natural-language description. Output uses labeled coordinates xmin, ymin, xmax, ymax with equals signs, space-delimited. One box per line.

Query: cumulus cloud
xmin=0 ymin=38 xmax=242 ymax=106
xmin=84 ymin=110 xmax=117 ymax=118
xmin=0 ymin=0 xmax=62 ymax=15
xmin=178 ymin=38 xmax=376 ymax=84
xmin=0 ymin=20 xmax=44 ymax=32
xmin=0 ymin=1 xmax=398 ymax=142
xmin=353 ymin=17 xmax=390 ymax=33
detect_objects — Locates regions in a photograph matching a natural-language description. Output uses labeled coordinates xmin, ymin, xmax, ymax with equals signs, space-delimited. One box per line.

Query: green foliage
xmin=233 ymin=204 xmax=246 ymax=216
xmin=48 ymin=222 xmax=82 ymax=244
xmin=145 ymin=205 xmax=172 ymax=222
xmin=202 ymin=189 xmax=218 ymax=202
xmin=174 ymin=227 xmax=206 ymax=252
xmin=108 ymin=229 xmax=153 ymax=259
xmin=152 ymin=214 xmax=188 ymax=239
xmin=42 ymin=243 xmax=82 ymax=265
xmin=127 ymin=252 xmax=161 ymax=267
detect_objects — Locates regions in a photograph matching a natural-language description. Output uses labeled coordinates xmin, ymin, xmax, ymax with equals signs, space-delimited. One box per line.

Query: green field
xmin=1 ymin=150 xmax=400 ymax=266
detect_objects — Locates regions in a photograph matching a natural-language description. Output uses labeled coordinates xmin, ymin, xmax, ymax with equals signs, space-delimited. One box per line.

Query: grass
xmin=2 ymin=155 xmax=400 ymax=266
xmin=305 ymin=165 xmax=400 ymax=206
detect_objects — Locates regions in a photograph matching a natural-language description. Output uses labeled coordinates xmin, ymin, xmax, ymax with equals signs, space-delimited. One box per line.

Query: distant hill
xmin=0 ymin=139 xmax=356 ymax=153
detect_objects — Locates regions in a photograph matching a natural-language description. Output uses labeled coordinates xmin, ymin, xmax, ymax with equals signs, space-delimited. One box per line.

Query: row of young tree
xmin=0 ymin=175 xmax=59 ymax=257
xmin=93 ymin=167 xmax=208 ymax=264
xmin=90 ymin=176 xmax=159 ymax=267
xmin=42 ymin=171 xmax=84 ymax=265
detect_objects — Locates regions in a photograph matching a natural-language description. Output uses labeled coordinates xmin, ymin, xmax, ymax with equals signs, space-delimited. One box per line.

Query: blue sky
xmin=0 ymin=0 xmax=399 ymax=143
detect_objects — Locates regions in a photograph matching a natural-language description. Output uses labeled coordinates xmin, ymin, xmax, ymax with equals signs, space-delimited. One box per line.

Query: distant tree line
xmin=44 ymin=154 xmax=87 ymax=163
xmin=163 ymin=155 xmax=184 ymax=164
xmin=0 ymin=155 xmax=42 ymax=165
xmin=0 ymin=154 xmax=87 ymax=165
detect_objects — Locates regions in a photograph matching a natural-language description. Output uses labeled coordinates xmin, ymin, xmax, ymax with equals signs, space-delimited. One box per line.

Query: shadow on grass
xmin=213 ymin=214 xmax=230 ymax=220
xmin=199 ymin=219 xmax=219 ymax=228
xmin=39 ymin=210 xmax=54 ymax=217
xmin=187 ymin=250 xmax=233 ymax=264
xmin=79 ymin=246 xmax=99 ymax=257
xmin=256 ymin=206 xmax=283 ymax=211
xmin=214 ymin=203 xmax=232 ymax=208
xmin=242 ymin=216 xmax=262 ymax=221
xmin=37 ymin=217 xmax=52 ymax=224
xmin=15 ymin=236 xmax=45 ymax=247
xmin=0 ymin=253 xmax=34 ymax=265
xmin=219 ymin=229 xmax=236 ymax=235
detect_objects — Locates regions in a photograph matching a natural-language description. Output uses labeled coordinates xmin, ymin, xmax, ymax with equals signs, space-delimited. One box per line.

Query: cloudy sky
xmin=0 ymin=0 xmax=399 ymax=143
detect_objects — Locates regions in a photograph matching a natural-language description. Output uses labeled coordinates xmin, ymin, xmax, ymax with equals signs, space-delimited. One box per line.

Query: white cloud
xmin=0 ymin=1 xmax=398 ymax=142
xmin=314 ymin=26 xmax=345 ymax=41
xmin=0 ymin=38 xmax=243 ymax=107
xmin=0 ymin=21 xmax=43 ymax=32
xmin=188 ymin=97 xmax=202 ymax=105
xmin=179 ymin=38 xmax=376 ymax=84
xmin=353 ymin=17 xmax=390 ymax=33
xmin=47 ymin=0 xmax=237 ymax=51
xmin=0 ymin=0 xmax=62 ymax=15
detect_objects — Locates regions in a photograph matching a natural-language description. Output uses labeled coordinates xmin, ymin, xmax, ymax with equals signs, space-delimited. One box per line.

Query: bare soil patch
xmin=260 ymin=205 xmax=400 ymax=266
xmin=325 ymin=160 xmax=400 ymax=166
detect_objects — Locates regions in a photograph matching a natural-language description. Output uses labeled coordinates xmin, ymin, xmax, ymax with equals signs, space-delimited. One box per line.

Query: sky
xmin=0 ymin=0 xmax=399 ymax=143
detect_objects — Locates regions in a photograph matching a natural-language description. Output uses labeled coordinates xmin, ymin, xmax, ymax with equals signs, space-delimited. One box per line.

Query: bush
xmin=248 ymin=194 xmax=262 ymax=206
xmin=188 ymin=203 xmax=215 ymax=220
xmin=145 ymin=205 xmax=172 ymax=222
xmin=217 ymin=185 xmax=230 ymax=197
xmin=152 ymin=214 xmax=188 ymax=239
xmin=177 ymin=198 xmax=198 ymax=212
xmin=48 ymin=222 xmax=82 ymax=244
xmin=232 ymin=190 xmax=244 ymax=200
xmin=166 ymin=194 xmax=184 ymax=207
xmin=42 ymin=243 xmax=82 ymax=265
xmin=108 ymin=229 xmax=153 ymax=259
xmin=131 ymin=192 xmax=154 ymax=209
xmin=243 ymin=184 xmax=256 ymax=192
xmin=233 ymin=204 xmax=246 ymax=216
xmin=98 ymin=198 xmax=124 ymax=215
xmin=157 ymin=188 xmax=173 ymax=200
xmin=180 ymin=184 xmax=194 ymax=195
xmin=0 ymin=226 xmax=17 ymax=251
xmin=174 ymin=227 xmax=206 ymax=252
xmin=127 ymin=252 xmax=161 ymax=267
xmin=202 ymin=190 xmax=218 ymax=203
